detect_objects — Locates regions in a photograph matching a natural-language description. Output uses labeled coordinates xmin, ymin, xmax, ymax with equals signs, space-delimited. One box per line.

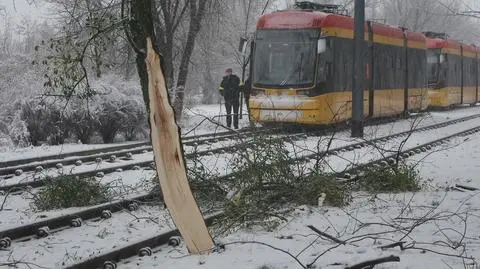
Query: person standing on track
xmin=218 ymin=68 xmax=241 ymax=129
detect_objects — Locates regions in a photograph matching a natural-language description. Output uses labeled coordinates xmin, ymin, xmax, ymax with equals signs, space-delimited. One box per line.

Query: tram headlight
xmin=298 ymin=90 xmax=311 ymax=96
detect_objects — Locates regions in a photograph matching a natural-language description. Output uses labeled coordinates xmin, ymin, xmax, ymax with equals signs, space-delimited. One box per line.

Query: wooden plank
xmin=144 ymin=37 xmax=214 ymax=254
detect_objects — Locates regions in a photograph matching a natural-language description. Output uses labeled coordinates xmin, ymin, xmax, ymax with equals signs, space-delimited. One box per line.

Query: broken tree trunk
xmin=144 ymin=37 xmax=214 ymax=254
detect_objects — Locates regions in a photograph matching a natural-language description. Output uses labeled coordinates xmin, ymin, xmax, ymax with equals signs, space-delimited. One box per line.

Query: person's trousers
xmin=225 ymin=100 xmax=239 ymax=129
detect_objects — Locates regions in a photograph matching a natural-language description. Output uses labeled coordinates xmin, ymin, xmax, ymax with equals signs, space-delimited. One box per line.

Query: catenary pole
xmin=352 ymin=0 xmax=365 ymax=137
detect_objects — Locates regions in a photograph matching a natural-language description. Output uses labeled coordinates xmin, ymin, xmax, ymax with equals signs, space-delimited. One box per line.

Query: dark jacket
xmin=219 ymin=74 xmax=241 ymax=102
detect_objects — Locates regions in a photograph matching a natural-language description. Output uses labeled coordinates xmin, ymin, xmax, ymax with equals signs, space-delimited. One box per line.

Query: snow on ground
xmin=408 ymin=133 xmax=480 ymax=190
xmin=117 ymin=116 xmax=480 ymax=269
xmin=0 ymin=141 xmax=144 ymax=163
xmin=2 ymin=105 xmax=480 ymax=268
xmin=126 ymin=191 xmax=480 ymax=269
xmin=180 ymin=104 xmax=252 ymax=137
xmin=308 ymin=116 xmax=480 ymax=174
xmin=0 ymin=205 xmax=173 ymax=268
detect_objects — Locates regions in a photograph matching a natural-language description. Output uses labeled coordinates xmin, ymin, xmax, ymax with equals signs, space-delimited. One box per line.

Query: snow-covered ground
xmin=1 ymin=205 xmax=174 ymax=268
xmin=124 ymin=131 xmax=480 ymax=269
xmin=0 ymin=141 xmax=144 ymax=163
xmin=2 ymin=104 xmax=480 ymax=268
xmin=180 ymin=104 xmax=253 ymax=137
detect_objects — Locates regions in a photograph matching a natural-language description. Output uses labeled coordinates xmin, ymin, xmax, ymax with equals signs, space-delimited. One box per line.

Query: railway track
xmin=2 ymin=114 xmax=480 ymax=268
xmin=0 ymin=125 xmax=279 ymax=176
xmin=0 ymin=107 xmax=426 ymax=177
xmin=63 ymin=122 xmax=480 ymax=269
xmin=0 ymin=130 xmax=310 ymax=193
xmin=2 ymin=104 xmax=479 ymax=177
xmin=2 ymin=112 xmax=480 ymax=193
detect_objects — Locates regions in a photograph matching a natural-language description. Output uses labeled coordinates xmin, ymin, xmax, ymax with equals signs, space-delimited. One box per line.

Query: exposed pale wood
xmin=145 ymin=37 xmax=214 ymax=254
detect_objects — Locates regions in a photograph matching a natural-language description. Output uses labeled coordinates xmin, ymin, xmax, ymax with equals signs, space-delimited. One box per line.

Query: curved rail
xmin=2 ymin=114 xmax=480 ymax=269
xmin=63 ymin=123 xmax=480 ymax=269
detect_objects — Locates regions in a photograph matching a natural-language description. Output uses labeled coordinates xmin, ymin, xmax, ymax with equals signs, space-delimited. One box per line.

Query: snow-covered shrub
xmin=0 ymin=120 xmax=8 ymax=137
xmin=0 ymin=132 xmax=13 ymax=151
xmin=46 ymin=105 xmax=69 ymax=145
xmin=20 ymin=100 xmax=51 ymax=146
xmin=0 ymin=101 xmax=30 ymax=148
xmin=119 ymin=98 xmax=147 ymax=141
xmin=19 ymin=99 xmax=69 ymax=146
xmin=96 ymin=99 xmax=126 ymax=143
xmin=91 ymin=74 xmax=148 ymax=142
xmin=66 ymin=103 xmax=98 ymax=144
xmin=8 ymin=116 xmax=30 ymax=147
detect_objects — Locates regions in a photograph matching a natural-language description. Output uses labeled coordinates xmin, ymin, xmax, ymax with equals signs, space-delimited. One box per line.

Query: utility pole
xmin=240 ymin=0 xmax=253 ymax=120
xmin=351 ymin=0 xmax=365 ymax=138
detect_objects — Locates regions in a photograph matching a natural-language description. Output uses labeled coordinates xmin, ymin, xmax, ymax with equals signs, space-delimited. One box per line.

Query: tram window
xmin=440 ymin=54 xmax=446 ymax=63
xmin=317 ymin=57 xmax=326 ymax=82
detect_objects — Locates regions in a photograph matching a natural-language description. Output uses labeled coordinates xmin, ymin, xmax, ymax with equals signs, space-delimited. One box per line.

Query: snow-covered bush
xmin=20 ymin=100 xmax=51 ymax=146
xmin=66 ymin=102 xmax=98 ymax=144
xmin=92 ymin=74 xmax=148 ymax=142
xmin=0 ymin=132 xmax=13 ymax=152
xmin=0 ymin=101 xmax=30 ymax=148
xmin=20 ymin=99 xmax=69 ymax=146
xmin=119 ymin=98 xmax=147 ymax=141
xmin=96 ymin=99 xmax=126 ymax=143
xmin=46 ymin=105 xmax=69 ymax=145
xmin=7 ymin=115 xmax=30 ymax=147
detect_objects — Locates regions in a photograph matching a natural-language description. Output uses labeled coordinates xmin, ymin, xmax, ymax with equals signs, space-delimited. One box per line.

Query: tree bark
xmin=144 ymin=37 xmax=214 ymax=254
xmin=173 ymin=1 xmax=207 ymax=120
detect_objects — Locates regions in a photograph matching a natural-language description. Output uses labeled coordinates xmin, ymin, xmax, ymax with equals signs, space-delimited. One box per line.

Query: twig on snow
xmin=307 ymin=225 xmax=346 ymax=245
xmin=379 ymin=241 xmax=406 ymax=250
xmin=345 ymin=255 xmax=400 ymax=269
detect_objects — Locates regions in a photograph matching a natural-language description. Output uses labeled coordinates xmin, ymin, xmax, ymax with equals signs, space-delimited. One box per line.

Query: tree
xmin=172 ymin=1 xmax=208 ymax=120
xmin=191 ymin=0 xmax=273 ymax=105
xmin=381 ymin=0 xmax=479 ymax=42
xmin=32 ymin=0 xmax=217 ymax=252
xmin=0 ymin=14 xmax=13 ymax=56
xmin=125 ymin=0 xmax=215 ymax=253
xmin=147 ymin=0 xmax=210 ymax=120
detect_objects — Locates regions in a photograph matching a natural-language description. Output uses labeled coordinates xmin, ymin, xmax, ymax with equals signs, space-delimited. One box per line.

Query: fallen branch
xmin=0 ymin=187 xmax=27 ymax=211
xmin=307 ymin=225 xmax=346 ymax=245
xmin=0 ymin=260 xmax=50 ymax=269
xmin=379 ymin=241 xmax=406 ymax=250
xmin=345 ymin=255 xmax=400 ymax=269
xmin=455 ymin=184 xmax=479 ymax=191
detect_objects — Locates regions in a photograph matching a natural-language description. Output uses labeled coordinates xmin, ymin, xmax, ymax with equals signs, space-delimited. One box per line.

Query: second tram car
xmin=425 ymin=32 xmax=480 ymax=108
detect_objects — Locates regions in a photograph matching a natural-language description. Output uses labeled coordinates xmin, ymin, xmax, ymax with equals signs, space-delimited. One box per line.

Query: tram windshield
xmin=253 ymin=29 xmax=319 ymax=88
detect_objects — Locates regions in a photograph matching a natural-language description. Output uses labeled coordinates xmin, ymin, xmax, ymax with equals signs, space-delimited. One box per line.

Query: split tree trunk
xmin=144 ymin=37 xmax=214 ymax=254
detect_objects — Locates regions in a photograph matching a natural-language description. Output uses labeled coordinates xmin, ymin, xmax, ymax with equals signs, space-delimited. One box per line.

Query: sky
xmin=0 ymin=0 xmax=49 ymax=23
